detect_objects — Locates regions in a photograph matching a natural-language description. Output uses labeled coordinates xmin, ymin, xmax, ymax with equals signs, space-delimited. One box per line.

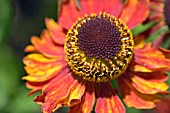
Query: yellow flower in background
xmin=23 ymin=0 xmax=170 ymax=113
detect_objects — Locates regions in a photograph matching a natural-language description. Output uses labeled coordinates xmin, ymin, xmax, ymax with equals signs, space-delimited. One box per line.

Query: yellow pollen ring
xmin=64 ymin=12 xmax=134 ymax=82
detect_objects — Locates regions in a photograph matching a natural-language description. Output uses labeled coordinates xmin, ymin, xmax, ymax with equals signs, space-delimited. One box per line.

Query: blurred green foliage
xmin=0 ymin=0 xmax=169 ymax=113
xmin=0 ymin=0 xmax=13 ymax=43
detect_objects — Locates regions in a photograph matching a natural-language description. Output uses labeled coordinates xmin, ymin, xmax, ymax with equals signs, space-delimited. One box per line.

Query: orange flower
xmin=144 ymin=0 xmax=168 ymax=47
xmin=23 ymin=0 xmax=170 ymax=113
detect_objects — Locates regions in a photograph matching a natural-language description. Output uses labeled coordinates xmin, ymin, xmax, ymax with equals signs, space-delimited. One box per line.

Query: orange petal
xmin=34 ymin=72 xmax=75 ymax=113
xmin=120 ymin=0 xmax=149 ymax=29
xmin=159 ymin=48 xmax=170 ymax=59
xmin=25 ymin=68 xmax=70 ymax=96
xmin=24 ymin=45 xmax=37 ymax=52
xmin=117 ymin=76 xmax=161 ymax=109
xmin=52 ymin=79 xmax=86 ymax=112
xmin=80 ymin=0 xmax=103 ymax=15
xmin=30 ymin=32 xmax=65 ymax=57
xmin=57 ymin=0 xmax=68 ymax=15
xmin=58 ymin=0 xmax=82 ymax=30
xmin=103 ymin=0 xmax=123 ymax=17
xmin=128 ymin=71 xmax=169 ymax=94
xmin=132 ymin=64 xmax=152 ymax=72
xmin=134 ymin=35 xmax=145 ymax=49
xmin=22 ymin=53 xmax=67 ymax=82
xmin=26 ymin=81 xmax=48 ymax=96
xmin=134 ymin=44 xmax=170 ymax=71
xmin=95 ymin=82 xmax=125 ymax=113
xmin=45 ymin=18 xmax=66 ymax=45
xmin=69 ymin=82 xmax=95 ymax=113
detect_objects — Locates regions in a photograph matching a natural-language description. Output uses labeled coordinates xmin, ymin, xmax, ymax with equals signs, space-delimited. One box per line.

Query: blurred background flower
xmin=0 ymin=0 xmax=170 ymax=113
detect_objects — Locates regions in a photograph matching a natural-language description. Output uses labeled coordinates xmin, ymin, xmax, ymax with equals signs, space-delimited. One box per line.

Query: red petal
xmin=155 ymin=97 xmax=170 ymax=113
xmin=134 ymin=44 xmax=170 ymax=71
xmin=30 ymin=33 xmax=65 ymax=58
xmin=159 ymin=48 xmax=170 ymax=59
xmin=127 ymin=71 xmax=169 ymax=94
xmin=120 ymin=0 xmax=149 ymax=29
xmin=34 ymin=73 xmax=74 ymax=113
xmin=69 ymin=82 xmax=95 ymax=113
xmin=117 ymin=76 xmax=161 ymax=109
xmin=95 ymin=82 xmax=125 ymax=113
xmin=35 ymin=73 xmax=85 ymax=113
xmin=80 ymin=0 xmax=103 ymax=15
xmin=103 ymin=0 xmax=123 ymax=17
xmin=52 ymin=78 xmax=85 ymax=111
xmin=58 ymin=0 xmax=82 ymax=30
xmin=45 ymin=18 xmax=66 ymax=45
xmin=25 ymin=68 xmax=70 ymax=96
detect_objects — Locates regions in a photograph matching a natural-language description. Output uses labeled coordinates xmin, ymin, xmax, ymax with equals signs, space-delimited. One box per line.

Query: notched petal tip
xmin=34 ymin=73 xmax=86 ymax=113
xmin=134 ymin=44 xmax=170 ymax=71
xmin=131 ymin=73 xmax=169 ymax=94
xmin=45 ymin=18 xmax=66 ymax=45
xmin=69 ymin=82 xmax=95 ymax=113
xmin=117 ymin=76 xmax=163 ymax=109
xmin=95 ymin=82 xmax=125 ymax=113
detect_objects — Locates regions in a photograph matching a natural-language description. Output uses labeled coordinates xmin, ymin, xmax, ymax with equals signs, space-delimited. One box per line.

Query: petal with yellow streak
xmin=159 ymin=48 xmax=170 ymax=59
xmin=95 ymin=82 xmax=125 ymax=113
xmin=133 ymin=64 xmax=152 ymax=72
xmin=117 ymin=76 xmax=161 ymax=109
xmin=25 ymin=68 xmax=70 ymax=96
xmin=34 ymin=73 xmax=85 ymax=113
xmin=120 ymin=0 xmax=149 ymax=29
xmin=23 ymin=53 xmax=67 ymax=82
xmin=129 ymin=71 xmax=169 ymax=94
xmin=34 ymin=73 xmax=74 ymax=113
xmin=24 ymin=45 xmax=37 ymax=53
xmin=69 ymin=82 xmax=95 ymax=113
xmin=134 ymin=44 xmax=170 ymax=71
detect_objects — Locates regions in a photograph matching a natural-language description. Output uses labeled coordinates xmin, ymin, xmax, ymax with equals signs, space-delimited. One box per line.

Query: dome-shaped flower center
xmin=65 ymin=12 xmax=134 ymax=82
xmin=77 ymin=17 xmax=122 ymax=59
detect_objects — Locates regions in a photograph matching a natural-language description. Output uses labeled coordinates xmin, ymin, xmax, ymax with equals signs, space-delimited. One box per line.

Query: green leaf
xmin=74 ymin=0 xmax=81 ymax=9
xmin=126 ymin=107 xmax=143 ymax=113
xmin=165 ymin=72 xmax=170 ymax=91
xmin=161 ymin=35 xmax=170 ymax=49
xmin=132 ymin=21 xmax=158 ymax=36
xmin=146 ymin=25 xmax=169 ymax=43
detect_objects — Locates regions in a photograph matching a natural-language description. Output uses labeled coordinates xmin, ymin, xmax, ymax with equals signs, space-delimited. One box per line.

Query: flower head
xmin=146 ymin=0 xmax=168 ymax=47
xmin=23 ymin=0 xmax=170 ymax=113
